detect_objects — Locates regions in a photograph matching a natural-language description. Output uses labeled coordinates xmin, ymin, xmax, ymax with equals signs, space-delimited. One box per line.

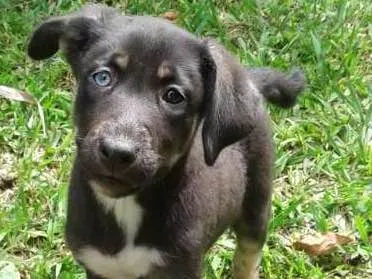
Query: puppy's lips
xmin=92 ymin=175 xmax=140 ymax=197
xmin=99 ymin=175 xmax=137 ymax=189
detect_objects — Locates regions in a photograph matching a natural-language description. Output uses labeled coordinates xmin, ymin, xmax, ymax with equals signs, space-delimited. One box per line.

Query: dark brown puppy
xmin=28 ymin=4 xmax=305 ymax=279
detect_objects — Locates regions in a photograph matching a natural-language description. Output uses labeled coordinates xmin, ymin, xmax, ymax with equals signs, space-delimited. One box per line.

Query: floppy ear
xmin=27 ymin=5 xmax=115 ymax=64
xmin=27 ymin=16 xmax=66 ymax=60
xmin=200 ymin=41 xmax=262 ymax=166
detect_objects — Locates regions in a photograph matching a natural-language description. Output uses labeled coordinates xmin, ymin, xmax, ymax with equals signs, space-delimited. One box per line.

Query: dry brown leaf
xmin=160 ymin=11 xmax=178 ymax=21
xmin=293 ymin=232 xmax=354 ymax=256
xmin=0 ymin=85 xmax=35 ymax=104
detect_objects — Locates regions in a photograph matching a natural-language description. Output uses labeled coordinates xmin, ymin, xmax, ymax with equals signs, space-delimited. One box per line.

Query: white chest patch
xmin=76 ymin=181 xmax=164 ymax=279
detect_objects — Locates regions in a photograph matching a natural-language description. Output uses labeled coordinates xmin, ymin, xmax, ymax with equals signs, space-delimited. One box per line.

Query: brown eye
xmin=162 ymin=88 xmax=185 ymax=104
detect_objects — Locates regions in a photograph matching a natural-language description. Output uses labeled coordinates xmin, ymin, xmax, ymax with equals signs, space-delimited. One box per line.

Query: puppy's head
xmin=28 ymin=5 xmax=261 ymax=197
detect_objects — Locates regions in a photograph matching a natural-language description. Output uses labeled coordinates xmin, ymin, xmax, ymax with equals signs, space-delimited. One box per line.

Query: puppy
xmin=28 ymin=4 xmax=304 ymax=279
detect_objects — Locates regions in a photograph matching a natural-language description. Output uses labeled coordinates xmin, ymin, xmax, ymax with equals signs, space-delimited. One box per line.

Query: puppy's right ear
xmin=27 ymin=5 xmax=115 ymax=61
xmin=28 ymin=16 xmax=68 ymax=60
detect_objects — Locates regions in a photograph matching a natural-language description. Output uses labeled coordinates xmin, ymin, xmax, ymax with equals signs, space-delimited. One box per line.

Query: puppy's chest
xmin=76 ymin=194 xmax=164 ymax=279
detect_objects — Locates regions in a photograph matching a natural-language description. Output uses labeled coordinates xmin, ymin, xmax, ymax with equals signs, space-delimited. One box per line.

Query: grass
xmin=0 ymin=0 xmax=371 ymax=278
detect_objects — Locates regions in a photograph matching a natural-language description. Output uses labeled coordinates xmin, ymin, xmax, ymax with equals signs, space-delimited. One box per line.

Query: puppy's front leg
xmin=233 ymin=240 xmax=261 ymax=279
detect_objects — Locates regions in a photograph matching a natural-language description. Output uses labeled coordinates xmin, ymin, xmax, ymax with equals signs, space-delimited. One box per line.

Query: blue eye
xmin=92 ymin=70 xmax=112 ymax=87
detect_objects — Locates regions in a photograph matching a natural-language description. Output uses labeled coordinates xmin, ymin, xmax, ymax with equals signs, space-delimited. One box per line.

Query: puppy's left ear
xmin=200 ymin=41 xmax=262 ymax=166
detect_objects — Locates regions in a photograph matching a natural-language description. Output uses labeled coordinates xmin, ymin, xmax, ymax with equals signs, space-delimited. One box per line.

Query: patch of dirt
xmin=0 ymin=152 xmax=16 ymax=191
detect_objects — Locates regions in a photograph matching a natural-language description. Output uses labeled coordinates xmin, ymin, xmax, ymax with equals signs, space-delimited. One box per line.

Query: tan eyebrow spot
xmin=157 ymin=61 xmax=173 ymax=79
xmin=112 ymin=53 xmax=129 ymax=70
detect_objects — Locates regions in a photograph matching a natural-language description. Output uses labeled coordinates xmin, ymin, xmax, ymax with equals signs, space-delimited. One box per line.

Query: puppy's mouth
xmin=100 ymin=175 xmax=134 ymax=187
xmin=91 ymin=175 xmax=140 ymax=197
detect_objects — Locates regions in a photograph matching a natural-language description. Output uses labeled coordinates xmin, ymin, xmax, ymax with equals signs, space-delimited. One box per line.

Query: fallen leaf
xmin=293 ymin=232 xmax=354 ymax=256
xmin=0 ymin=85 xmax=35 ymax=104
xmin=160 ymin=11 xmax=177 ymax=21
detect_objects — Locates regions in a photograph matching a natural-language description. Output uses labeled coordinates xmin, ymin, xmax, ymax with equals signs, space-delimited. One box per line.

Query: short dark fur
xmin=28 ymin=4 xmax=305 ymax=279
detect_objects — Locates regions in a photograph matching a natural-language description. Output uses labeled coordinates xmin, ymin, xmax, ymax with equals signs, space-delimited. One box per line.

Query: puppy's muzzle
xmin=98 ymin=138 xmax=136 ymax=169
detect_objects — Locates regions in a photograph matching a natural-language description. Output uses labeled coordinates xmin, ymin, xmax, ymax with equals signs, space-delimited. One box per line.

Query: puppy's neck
xmin=92 ymin=185 xmax=143 ymax=245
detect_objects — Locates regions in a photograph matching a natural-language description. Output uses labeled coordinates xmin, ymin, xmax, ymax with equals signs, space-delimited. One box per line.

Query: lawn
xmin=0 ymin=0 xmax=371 ymax=278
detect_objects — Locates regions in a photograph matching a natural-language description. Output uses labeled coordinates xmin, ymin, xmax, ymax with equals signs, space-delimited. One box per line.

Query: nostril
xmin=117 ymin=148 xmax=135 ymax=164
xmin=99 ymin=141 xmax=111 ymax=159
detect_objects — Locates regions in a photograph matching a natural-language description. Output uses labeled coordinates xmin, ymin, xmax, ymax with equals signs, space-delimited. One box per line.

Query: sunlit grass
xmin=0 ymin=0 xmax=371 ymax=278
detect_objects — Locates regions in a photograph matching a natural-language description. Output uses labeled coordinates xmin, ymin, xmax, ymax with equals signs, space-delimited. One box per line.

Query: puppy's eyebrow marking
xmin=157 ymin=61 xmax=173 ymax=80
xmin=111 ymin=52 xmax=129 ymax=71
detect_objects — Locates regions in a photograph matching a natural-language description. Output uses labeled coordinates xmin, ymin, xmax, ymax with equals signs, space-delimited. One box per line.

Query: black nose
xmin=99 ymin=139 xmax=136 ymax=167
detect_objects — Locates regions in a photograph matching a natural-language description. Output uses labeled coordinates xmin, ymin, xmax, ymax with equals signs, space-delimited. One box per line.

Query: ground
xmin=0 ymin=0 xmax=371 ymax=278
